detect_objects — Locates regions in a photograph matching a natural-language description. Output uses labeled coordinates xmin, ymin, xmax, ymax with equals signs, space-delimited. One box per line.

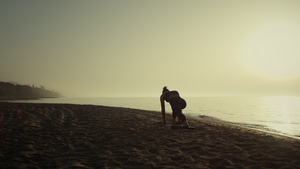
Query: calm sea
xmin=7 ymin=96 xmax=300 ymax=139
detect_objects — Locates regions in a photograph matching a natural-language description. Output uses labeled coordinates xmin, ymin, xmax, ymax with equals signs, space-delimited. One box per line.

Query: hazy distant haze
xmin=1 ymin=0 xmax=300 ymax=97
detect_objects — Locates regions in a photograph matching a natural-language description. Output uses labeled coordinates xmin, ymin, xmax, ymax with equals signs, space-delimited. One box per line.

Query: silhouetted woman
xmin=160 ymin=86 xmax=189 ymax=127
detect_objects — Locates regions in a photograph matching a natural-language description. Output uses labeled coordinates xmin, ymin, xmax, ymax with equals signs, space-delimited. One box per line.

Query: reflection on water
xmin=6 ymin=96 xmax=300 ymax=138
xmin=184 ymin=96 xmax=300 ymax=138
xmin=258 ymin=96 xmax=300 ymax=136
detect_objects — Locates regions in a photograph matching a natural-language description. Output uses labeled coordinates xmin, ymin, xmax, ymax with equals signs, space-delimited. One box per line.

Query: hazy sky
xmin=1 ymin=0 xmax=300 ymax=97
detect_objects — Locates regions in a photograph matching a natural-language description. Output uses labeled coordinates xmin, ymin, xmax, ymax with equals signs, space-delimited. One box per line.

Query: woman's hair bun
xmin=162 ymin=86 xmax=169 ymax=94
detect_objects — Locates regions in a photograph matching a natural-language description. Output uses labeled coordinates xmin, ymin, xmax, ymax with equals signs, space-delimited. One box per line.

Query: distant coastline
xmin=0 ymin=81 xmax=61 ymax=100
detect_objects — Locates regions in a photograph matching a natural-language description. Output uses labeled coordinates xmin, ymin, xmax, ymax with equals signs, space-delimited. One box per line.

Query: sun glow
xmin=242 ymin=22 xmax=300 ymax=80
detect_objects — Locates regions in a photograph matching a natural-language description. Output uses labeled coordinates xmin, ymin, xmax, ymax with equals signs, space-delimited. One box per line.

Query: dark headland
xmin=0 ymin=82 xmax=61 ymax=100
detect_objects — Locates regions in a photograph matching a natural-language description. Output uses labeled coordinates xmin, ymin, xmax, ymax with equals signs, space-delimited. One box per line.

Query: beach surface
xmin=0 ymin=103 xmax=300 ymax=169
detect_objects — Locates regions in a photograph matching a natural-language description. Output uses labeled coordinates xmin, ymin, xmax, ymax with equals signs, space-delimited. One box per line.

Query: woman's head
xmin=162 ymin=86 xmax=169 ymax=94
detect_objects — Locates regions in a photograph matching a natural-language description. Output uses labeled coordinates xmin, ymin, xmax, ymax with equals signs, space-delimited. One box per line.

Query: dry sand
xmin=0 ymin=102 xmax=300 ymax=169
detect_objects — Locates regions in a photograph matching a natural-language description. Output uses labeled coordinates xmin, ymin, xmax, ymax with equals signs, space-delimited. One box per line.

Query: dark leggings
xmin=169 ymin=97 xmax=187 ymax=122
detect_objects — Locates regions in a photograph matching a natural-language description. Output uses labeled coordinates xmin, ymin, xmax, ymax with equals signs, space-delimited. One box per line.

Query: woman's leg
xmin=170 ymin=98 xmax=187 ymax=123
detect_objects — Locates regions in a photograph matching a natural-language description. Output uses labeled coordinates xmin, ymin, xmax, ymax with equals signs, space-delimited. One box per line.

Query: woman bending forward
xmin=160 ymin=86 xmax=189 ymax=127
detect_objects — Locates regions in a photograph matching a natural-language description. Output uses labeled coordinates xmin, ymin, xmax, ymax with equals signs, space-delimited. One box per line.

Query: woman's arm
xmin=160 ymin=94 xmax=166 ymax=124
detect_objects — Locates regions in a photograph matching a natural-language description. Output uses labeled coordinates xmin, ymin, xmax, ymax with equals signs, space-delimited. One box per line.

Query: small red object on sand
xmin=17 ymin=109 xmax=22 ymax=116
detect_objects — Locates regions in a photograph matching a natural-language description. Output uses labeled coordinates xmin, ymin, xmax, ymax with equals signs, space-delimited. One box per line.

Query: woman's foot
xmin=183 ymin=120 xmax=189 ymax=128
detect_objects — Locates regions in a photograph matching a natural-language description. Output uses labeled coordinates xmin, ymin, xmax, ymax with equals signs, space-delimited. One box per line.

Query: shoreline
xmin=4 ymin=99 xmax=300 ymax=140
xmin=1 ymin=102 xmax=300 ymax=168
xmin=193 ymin=114 xmax=300 ymax=141
xmin=2 ymin=101 xmax=300 ymax=141
xmin=4 ymin=96 xmax=300 ymax=141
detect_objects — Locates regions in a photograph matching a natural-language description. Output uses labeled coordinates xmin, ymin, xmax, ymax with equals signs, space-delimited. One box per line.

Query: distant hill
xmin=0 ymin=82 xmax=62 ymax=100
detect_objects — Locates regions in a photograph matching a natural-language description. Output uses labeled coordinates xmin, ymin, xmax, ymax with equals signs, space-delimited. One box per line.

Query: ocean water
xmin=7 ymin=96 xmax=300 ymax=138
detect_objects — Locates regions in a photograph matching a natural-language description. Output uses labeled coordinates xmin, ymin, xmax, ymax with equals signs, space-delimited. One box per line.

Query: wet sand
xmin=0 ymin=102 xmax=300 ymax=169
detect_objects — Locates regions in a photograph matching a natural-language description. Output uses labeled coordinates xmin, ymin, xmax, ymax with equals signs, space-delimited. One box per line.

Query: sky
xmin=1 ymin=0 xmax=300 ymax=97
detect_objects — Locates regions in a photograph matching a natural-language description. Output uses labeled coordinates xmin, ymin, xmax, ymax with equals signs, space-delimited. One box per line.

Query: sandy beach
xmin=0 ymin=103 xmax=300 ymax=169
